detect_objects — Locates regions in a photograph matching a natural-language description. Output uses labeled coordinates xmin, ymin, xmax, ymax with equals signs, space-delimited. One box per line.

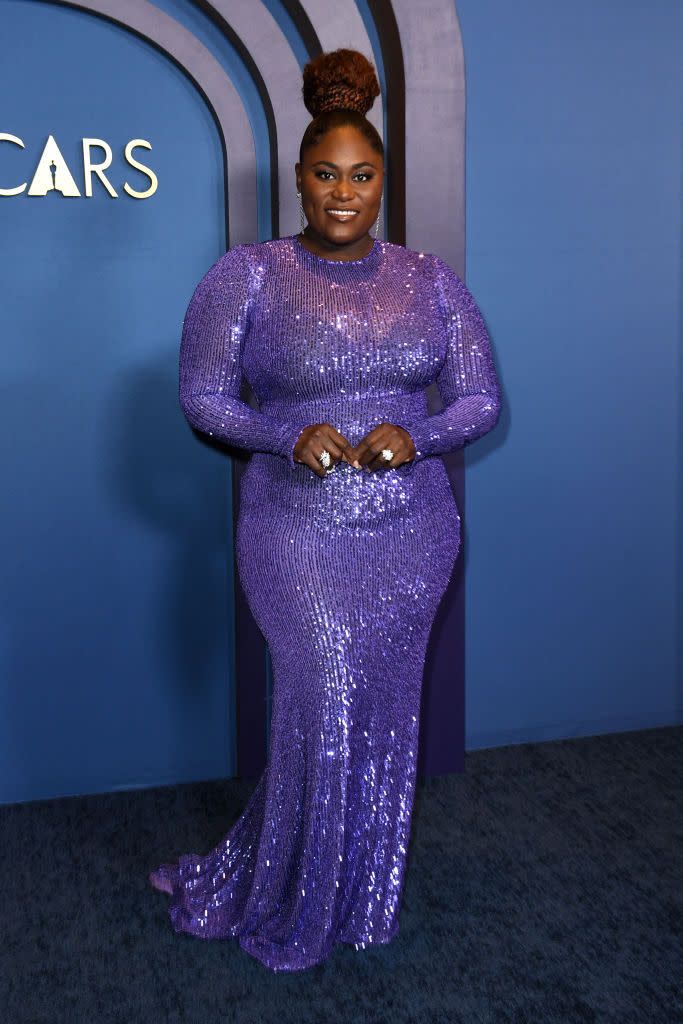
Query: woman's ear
xmin=295 ymin=162 xmax=301 ymax=191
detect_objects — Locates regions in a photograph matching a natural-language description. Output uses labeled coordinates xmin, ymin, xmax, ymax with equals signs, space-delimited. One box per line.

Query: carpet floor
xmin=2 ymin=725 xmax=681 ymax=1024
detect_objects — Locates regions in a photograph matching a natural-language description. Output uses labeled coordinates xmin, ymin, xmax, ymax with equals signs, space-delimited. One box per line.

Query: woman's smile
xmin=325 ymin=208 xmax=360 ymax=220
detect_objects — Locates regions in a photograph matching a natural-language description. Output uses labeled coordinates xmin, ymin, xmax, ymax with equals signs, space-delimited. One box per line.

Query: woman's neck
xmin=296 ymin=230 xmax=375 ymax=262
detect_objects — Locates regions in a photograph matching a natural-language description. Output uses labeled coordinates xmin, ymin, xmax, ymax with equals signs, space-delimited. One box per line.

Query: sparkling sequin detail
xmin=149 ymin=234 xmax=501 ymax=971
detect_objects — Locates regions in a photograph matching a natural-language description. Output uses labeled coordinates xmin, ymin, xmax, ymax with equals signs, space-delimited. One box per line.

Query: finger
xmin=313 ymin=441 xmax=345 ymax=477
xmin=366 ymin=434 xmax=406 ymax=471
xmin=307 ymin=425 xmax=347 ymax=465
xmin=321 ymin=436 xmax=351 ymax=466
xmin=353 ymin=435 xmax=378 ymax=466
xmin=356 ymin=434 xmax=389 ymax=469
xmin=299 ymin=436 xmax=343 ymax=473
xmin=367 ymin=450 xmax=394 ymax=471
xmin=341 ymin=441 xmax=362 ymax=468
xmin=325 ymin=428 xmax=358 ymax=466
xmin=343 ymin=445 xmax=362 ymax=468
xmin=339 ymin=442 xmax=359 ymax=467
xmin=305 ymin=453 xmax=328 ymax=478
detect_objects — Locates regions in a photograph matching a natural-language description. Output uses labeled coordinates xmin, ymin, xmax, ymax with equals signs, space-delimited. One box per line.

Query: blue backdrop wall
xmin=0 ymin=0 xmax=237 ymax=803
xmin=456 ymin=0 xmax=682 ymax=748
xmin=1 ymin=0 xmax=681 ymax=804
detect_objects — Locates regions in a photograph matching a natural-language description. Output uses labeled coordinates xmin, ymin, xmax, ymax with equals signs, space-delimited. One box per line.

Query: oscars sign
xmin=0 ymin=134 xmax=157 ymax=199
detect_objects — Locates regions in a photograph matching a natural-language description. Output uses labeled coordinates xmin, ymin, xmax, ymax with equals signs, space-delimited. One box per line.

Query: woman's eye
xmin=313 ymin=171 xmax=374 ymax=182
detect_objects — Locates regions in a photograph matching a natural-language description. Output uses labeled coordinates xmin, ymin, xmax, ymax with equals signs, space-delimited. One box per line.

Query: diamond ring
xmin=318 ymin=449 xmax=335 ymax=474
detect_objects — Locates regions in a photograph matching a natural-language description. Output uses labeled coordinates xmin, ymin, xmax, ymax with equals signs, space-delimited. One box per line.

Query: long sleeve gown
xmin=148 ymin=233 xmax=502 ymax=972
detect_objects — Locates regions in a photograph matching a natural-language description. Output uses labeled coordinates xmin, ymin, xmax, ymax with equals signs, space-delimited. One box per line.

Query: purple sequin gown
xmin=149 ymin=234 xmax=501 ymax=971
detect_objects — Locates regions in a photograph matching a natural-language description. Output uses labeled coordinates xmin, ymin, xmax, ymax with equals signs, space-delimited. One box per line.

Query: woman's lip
xmin=325 ymin=209 xmax=360 ymax=220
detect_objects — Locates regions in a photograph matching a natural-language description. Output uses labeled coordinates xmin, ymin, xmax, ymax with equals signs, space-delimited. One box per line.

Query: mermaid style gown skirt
xmin=149 ymin=235 xmax=501 ymax=971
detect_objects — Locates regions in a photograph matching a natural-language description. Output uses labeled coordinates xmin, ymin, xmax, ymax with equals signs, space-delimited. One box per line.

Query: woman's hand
xmin=293 ymin=423 xmax=358 ymax=478
xmin=352 ymin=423 xmax=416 ymax=471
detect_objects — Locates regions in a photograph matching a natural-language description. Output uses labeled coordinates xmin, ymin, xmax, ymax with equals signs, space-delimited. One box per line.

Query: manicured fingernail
xmin=353 ymin=460 xmax=361 ymax=469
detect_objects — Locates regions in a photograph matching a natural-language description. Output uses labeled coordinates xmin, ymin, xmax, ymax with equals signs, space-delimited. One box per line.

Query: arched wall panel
xmin=205 ymin=0 xmax=315 ymax=238
xmin=392 ymin=0 xmax=465 ymax=271
xmin=298 ymin=0 xmax=386 ymax=159
xmin=47 ymin=0 xmax=258 ymax=244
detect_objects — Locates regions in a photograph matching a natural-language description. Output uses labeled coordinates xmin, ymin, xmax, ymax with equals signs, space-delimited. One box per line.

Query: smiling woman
xmin=149 ymin=48 xmax=502 ymax=972
xmin=294 ymin=49 xmax=384 ymax=262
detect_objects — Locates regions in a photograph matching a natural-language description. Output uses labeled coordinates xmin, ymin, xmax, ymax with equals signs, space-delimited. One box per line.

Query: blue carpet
xmin=2 ymin=726 xmax=681 ymax=1023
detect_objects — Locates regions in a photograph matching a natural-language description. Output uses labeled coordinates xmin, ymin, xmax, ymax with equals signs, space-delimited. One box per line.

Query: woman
xmin=149 ymin=48 xmax=501 ymax=972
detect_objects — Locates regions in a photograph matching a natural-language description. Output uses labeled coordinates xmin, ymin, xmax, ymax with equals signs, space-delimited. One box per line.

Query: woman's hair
xmin=299 ymin=49 xmax=383 ymax=163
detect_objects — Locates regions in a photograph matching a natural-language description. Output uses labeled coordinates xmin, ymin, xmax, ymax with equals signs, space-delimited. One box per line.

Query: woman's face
xmin=295 ymin=124 xmax=384 ymax=250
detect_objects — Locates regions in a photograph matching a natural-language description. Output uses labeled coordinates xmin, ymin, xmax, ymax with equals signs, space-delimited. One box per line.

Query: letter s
xmin=123 ymin=139 xmax=157 ymax=200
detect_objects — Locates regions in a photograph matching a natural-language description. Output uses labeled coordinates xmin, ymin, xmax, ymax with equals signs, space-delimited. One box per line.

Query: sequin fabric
xmin=148 ymin=234 xmax=501 ymax=971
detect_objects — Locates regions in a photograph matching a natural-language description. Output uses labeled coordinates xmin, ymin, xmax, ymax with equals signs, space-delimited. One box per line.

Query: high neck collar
xmin=290 ymin=233 xmax=382 ymax=270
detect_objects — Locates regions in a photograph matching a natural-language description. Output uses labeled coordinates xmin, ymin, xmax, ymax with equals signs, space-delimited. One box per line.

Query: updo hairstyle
xmin=299 ymin=49 xmax=384 ymax=163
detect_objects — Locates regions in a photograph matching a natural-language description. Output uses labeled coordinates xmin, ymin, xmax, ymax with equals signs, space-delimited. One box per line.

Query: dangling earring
xmin=374 ymin=194 xmax=383 ymax=239
xmin=296 ymin=190 xmax=305 ymax=233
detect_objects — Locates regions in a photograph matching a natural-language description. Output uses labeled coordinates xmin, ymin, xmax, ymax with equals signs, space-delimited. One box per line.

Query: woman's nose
xmin=332 ymin=179 xmax=354 ymax=200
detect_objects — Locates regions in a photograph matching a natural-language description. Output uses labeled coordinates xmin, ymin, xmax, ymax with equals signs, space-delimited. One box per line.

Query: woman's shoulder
xmin=209 ymin=236 xmax=295 ymax=273
xmin=379 ymin=244 xmax=480 ymax=320
xmin=195 ymin=239 xmax=277 ymax=274
xmin=191 ymin=241 xmax=272 ymax=289
xmin=383 ymin=243 xmax=470 ymax=304
xmin=378 ymin=240 xmax=461 ymax=278
xmin=184 ymin=243 xmax=269 ymax=306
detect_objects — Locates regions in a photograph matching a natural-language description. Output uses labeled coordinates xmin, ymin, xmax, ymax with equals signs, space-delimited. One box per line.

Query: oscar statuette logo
xmin=0 ymin=134 xmax=158 ymax=199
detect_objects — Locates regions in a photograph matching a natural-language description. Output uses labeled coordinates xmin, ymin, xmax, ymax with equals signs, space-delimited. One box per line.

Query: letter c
xmin=0 ymin=134 xmax=27 ymax=196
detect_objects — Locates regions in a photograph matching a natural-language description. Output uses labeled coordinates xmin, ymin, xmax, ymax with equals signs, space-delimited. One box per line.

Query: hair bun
xmin=302 ymin=48 xmax=380 ymax=118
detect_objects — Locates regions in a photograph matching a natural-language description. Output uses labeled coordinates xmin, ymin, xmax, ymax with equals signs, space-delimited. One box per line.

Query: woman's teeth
xmin=326 ymin=209 xmax=359 ymax=219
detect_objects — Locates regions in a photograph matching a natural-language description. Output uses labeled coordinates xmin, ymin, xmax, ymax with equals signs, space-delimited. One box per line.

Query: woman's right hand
xmin=293 ymin=423 xmax=359 ymax=478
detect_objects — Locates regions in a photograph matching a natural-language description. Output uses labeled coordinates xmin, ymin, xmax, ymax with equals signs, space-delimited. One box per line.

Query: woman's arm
xmin=404 ymin=255 xmax=502 ymax=462
xmin=179 ymin=245 xmax=304 ymax=466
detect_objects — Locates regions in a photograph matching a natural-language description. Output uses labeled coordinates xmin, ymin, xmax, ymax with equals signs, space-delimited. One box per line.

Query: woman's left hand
xmin=351 ymin=423 xmax=416 ymax=471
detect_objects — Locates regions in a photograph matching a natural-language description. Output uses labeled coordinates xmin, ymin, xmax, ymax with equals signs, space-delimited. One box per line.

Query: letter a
xmin=28 ymin=135 xmax=81 ymax=196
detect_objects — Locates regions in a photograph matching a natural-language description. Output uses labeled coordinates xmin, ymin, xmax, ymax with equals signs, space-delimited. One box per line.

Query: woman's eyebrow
xmin=311 ymin=160 xmax=378 ymax=169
